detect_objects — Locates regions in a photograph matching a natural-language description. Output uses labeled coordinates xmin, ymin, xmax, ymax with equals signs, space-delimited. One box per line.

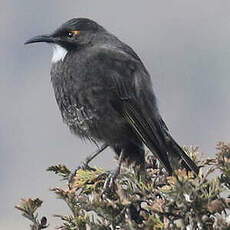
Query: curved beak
xmin=24 ymin=34 xmax=54 ymax=45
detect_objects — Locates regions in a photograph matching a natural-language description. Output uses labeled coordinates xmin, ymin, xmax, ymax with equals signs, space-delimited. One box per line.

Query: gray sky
xmin=1 ymin=0 xmax=230 ymax=229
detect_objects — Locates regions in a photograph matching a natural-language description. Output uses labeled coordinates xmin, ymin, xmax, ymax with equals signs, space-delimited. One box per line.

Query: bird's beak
xmin=24 ymin=34 xmax=54 ymax=45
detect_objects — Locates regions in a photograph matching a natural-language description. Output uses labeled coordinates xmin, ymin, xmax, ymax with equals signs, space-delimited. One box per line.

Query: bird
xmin=25 ymin=18 xmax=199 ymax=186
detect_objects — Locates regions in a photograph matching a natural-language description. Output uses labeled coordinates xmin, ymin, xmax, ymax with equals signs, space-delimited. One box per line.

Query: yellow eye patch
xmin=72 ymin=30 xmax=79 ymax=35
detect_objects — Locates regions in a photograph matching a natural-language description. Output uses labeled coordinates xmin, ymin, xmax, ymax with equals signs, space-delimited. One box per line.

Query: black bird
xmin=25 ymin=18 xmax=199 ymax=184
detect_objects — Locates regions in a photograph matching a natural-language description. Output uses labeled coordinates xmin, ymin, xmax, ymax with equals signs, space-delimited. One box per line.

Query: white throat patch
xmin=52 ymin=44 xmax=68 ymax=63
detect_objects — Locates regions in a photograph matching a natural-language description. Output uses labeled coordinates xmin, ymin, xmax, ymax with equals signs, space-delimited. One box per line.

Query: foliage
xmin=15 ymin=198 xmax=48 ymax=230
xmin=16 ymin=142 xmax=230 ymax=229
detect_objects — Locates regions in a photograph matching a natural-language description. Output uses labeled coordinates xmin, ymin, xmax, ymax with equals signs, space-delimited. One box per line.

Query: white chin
xmin=52 ymin=44 xmax=68 ymax=63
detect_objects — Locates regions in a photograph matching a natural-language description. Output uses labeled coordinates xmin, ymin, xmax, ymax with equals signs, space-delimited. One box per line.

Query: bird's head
xmin=25 ymin=18 xmax=106 ymax=62
xmin=25 ymin=18 xmax=106 ymax=48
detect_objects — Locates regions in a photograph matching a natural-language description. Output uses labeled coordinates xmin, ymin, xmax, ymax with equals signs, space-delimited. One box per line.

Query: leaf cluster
xmin=16 ymin=142 xmax=230 ymax=229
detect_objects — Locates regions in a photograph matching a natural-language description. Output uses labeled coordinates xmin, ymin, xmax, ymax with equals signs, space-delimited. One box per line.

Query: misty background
xmin=1 ymin=0 xmax=230 ymax=229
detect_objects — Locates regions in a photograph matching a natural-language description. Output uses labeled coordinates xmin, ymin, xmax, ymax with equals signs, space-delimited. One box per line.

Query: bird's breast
xmin=49 ymin=51 xmax=133 ymax=143
xmin=50 ymin=59 xmax=115 ymax=135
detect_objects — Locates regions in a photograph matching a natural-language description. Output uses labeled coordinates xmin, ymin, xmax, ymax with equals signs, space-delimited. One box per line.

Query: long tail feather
xmin=123 ymin=101 xmax=173 ymax=174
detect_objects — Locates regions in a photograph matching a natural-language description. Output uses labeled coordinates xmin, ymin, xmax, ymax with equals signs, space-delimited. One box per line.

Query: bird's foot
xmin=68 ymin=144 xmax=108 ymax=186
xmin=68 ymin=162 xmax=96 ymax=185
xmin=102 ymin=150 xmax=124 ymax=194
xmin=102 ymin=168 xmax=120 ymax=194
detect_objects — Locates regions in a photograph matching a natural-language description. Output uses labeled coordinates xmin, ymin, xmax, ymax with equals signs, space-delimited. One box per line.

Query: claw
xmin=68 ymin=169 xmax=77 ymax=185
xmin=68 ymin=144 xmax=108 ymax=186
xmin=68 ymin=163 xmax=96 ymax=186
xmin=102 ymin=150 xmax=125 ymax=194
xmin=102 ymin=170 xmax=118 ymax=193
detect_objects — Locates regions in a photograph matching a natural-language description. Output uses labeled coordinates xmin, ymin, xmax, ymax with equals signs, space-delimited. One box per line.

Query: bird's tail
xmin=163 ymin=129 xmax=199 ymax=175
xmin=123 ymin=100 xmax=199 ymax=176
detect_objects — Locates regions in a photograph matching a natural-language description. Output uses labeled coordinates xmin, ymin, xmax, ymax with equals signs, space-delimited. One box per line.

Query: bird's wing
xmin=110 ymin=70 xmax=173 ymax=174
xmin=91 ymin=45 xmax=199 ymax=175
xmin=96 ymin=46 xmax=173 ymax=174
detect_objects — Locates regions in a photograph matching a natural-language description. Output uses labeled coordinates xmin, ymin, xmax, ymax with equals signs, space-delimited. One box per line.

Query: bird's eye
xmin=67 ymin=30 xmax=79 ymax=38
xmin=67 ymin=32 xmax=74 ymax=38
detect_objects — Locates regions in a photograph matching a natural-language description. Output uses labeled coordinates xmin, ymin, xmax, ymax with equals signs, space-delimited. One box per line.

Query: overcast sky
xmin=1 ymin=0 xmax=230 ymax=229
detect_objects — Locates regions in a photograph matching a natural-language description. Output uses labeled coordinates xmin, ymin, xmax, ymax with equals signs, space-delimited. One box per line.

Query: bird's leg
xmin=102 ymin=149 xmax=124 ymax=193
xmin=68 ymin=144 xmax=108 ymax=184
xmin=80 ymin=143 xmax=108 ymax=170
